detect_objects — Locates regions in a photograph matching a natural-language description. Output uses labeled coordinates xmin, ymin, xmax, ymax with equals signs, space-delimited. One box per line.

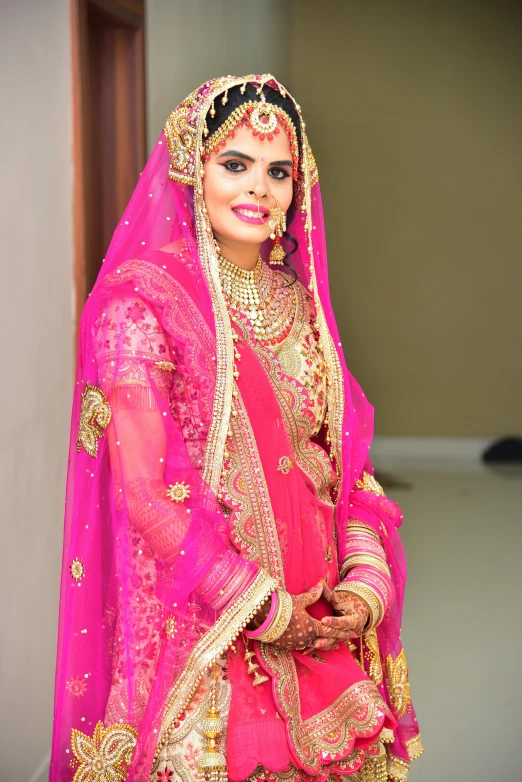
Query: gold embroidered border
xmin=155 ymin=569 xmax=276 ymax=760
xmin=101 ymin=260 xmax=215 ymax=426
xmin=387 ymin=753 xmax=410 ymax=781
xmin=301 ymin=155 xmax=345 ymax=490
xmin=406 ymin=732 xmax=424 ymax=761
xmin=231 ymin=283 xmax=336 ymax=506
xmin=257 ymin=342 xmax=336 ymax=505
xmin=193 ymin=86 xmax=240 ymax=497
xmin=259 ymin=643 xmax=390 ymax=773
xmin=227 ymin=392 xmax=286 ymax=585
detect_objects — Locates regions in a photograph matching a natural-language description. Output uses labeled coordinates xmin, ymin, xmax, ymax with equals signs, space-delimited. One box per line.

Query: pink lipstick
xmin=232 ymin=203 xmax=269 ymax=225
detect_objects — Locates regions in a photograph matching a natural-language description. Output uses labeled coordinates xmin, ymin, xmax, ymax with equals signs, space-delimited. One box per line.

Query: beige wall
xmin=0 ymin=1 xmax=74 ymax=779
xmin=1 ymin=2 xmax=520 ymax=780
xmin=289 ymin=1 xmax=522 ymax=436
xmin=146 ymin=0 xmax=291 ymax=147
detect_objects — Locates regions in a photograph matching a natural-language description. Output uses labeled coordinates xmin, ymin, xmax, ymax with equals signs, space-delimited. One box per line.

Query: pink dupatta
xmin=50 ymin=75 xmax=421 ymax=782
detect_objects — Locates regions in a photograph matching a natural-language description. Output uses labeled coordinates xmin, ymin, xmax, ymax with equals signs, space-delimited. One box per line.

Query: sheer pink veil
xmin=51 ymin=75 xmax=415 ymax=782
xmin=283 ymin=177 xmax=417 ymax=765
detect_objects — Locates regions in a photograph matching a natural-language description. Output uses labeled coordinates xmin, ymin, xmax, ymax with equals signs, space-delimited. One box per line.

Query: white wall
xmin=146 ymin=0 xmax=292 ymax=147
xmin=0 ymin=1 xmax=74 ymax=779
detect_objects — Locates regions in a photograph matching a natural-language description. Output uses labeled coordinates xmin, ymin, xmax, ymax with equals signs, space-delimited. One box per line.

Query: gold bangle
xmin=342 ymin=553 xmax=391 ymax=578
xmin=333 ymin=581 xmax=382 ymax=632
xmin=257 ymin=588 xmax=293 ymax=643
xmin=347 ymin=520 xmax=382 ymax=541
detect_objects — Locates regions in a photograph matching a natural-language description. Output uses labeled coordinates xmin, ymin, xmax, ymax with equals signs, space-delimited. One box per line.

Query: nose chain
xmin=217 ymin=253 xmax=296 ymax=344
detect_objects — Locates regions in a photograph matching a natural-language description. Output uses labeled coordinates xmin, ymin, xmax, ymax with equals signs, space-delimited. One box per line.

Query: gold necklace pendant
xmin=217 ymin=253 xmax=296 ymax=344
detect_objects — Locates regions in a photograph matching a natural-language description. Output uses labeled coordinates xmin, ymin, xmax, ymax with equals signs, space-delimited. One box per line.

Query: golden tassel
xmin=244 ymin=641 xmax=269 ymax=687
xmin=197 ymin=663 xmax=227 ymax=782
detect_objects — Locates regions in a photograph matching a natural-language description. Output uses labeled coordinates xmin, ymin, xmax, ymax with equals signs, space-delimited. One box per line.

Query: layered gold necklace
xmin=217 ymin=253 xmax=296 ymax=344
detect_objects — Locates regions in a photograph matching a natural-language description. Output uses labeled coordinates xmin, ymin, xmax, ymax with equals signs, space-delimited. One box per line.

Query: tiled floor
xmin=383 ymin=464 xmax=522 ymax=781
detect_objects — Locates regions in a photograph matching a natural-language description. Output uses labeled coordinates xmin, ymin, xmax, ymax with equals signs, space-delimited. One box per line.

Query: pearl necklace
xmin=217 ymin=253 xmax=296 ymax=344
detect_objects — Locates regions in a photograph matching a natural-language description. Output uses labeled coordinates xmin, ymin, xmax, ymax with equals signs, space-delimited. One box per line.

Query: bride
xmin=50 ymin=74 xmax=422 ymax=782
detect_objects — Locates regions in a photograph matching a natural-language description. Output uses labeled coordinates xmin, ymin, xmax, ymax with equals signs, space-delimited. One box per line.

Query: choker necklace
xmin=217 ymin=253 xmax=295 ymax=344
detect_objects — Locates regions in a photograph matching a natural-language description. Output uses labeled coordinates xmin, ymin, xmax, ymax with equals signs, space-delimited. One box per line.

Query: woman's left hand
xmin=304 ymin=582 xmax=369 ymax=653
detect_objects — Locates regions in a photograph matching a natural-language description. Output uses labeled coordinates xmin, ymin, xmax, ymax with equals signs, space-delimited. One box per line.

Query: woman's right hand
xmin=270 ymin=581 xmax=354 ymax=651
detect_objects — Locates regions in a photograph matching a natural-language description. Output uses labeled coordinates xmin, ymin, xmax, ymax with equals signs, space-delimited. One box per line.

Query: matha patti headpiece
xmin=163 ymin=74 xmax=318 ymax=194
xmin=202 ymin=94 xmax=299 ymax=180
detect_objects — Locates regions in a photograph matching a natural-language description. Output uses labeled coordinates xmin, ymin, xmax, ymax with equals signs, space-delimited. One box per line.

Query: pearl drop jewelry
xmin=217 ymin=254 xmax=296 ymax=344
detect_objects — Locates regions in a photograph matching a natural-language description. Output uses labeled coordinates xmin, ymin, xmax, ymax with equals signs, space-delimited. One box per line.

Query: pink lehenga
xmin=50 ymin=75 xmax=422 ymax=782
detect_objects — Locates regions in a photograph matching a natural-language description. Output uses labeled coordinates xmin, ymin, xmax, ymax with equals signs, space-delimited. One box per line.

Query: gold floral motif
xmin=363 ymin=629 xmax=383 ymax=686
xmin=277 ymin=455 xmax=294 ymax=474
xmin=76 ymin=382 xmax=112 ymax=458
xmin=163 ymin=89 xmax=200 ymax=184
xmin=355 ymin=471 xmax=385 ymax=497
xmin=385 ymin=649 xmax=411 ymax=718
xmin=154 ymin=361 xmax=176 ymax=372
xmin=164 ymin=615 xmax=177 ymax=639
xmin=166 ymin=482 xmax=191 ymax=503
xmin=70 ymin=558 xmax=85 ymax=581
xmin=70 ymin=720 xmax=137 ymax=782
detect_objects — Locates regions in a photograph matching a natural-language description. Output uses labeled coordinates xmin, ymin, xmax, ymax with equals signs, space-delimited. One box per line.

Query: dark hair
xmin=207 ymin=83 xmax=300 ymax=284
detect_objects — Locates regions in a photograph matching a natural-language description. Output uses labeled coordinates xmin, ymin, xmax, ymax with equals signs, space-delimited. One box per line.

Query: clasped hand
xmin=270 ymin=581 xmax=369 ymax=653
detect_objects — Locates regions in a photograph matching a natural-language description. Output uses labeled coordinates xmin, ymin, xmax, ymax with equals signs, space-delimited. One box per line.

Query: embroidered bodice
xmin=265 ymin=273 xmax=328 ymax=437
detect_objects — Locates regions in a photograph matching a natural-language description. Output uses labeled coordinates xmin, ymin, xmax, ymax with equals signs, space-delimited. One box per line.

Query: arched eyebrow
xmin=217 ymin=150 xmax=255 ymax=162
xmin=217 ymin=150 xmax=292 ymax=168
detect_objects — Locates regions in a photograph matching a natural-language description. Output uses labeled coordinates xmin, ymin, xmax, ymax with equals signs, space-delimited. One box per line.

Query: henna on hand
xmin=321 ymin=582 xmax=369 ymax=636
xmin=271 ymin=582 xmax=353 ymax=651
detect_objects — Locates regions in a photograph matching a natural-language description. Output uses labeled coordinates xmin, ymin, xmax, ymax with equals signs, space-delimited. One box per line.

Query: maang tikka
xmin=268 ymin=199 xmax=286 ymax=265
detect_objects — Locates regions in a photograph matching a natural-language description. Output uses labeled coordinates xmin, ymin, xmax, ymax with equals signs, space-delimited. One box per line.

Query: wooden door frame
xmin=70 ymin=0 xmax=145 ymax=347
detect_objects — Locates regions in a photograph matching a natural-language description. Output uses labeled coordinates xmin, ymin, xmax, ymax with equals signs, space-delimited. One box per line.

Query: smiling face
xmin=202 ymin=124 xmax=294 ymax=254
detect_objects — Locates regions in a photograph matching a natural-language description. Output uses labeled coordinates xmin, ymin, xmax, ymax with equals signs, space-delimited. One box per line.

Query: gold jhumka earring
xmin=268 ymin=198 xmax=286 ymax=265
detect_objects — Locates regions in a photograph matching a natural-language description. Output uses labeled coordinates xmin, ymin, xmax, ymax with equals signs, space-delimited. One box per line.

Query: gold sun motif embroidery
xmin=70 ymin=558 xmax=85 ymax=581
xmin=66 ymin=677 xmax=88 ymax=698
xmin=70 ymin=721 xmax=137 ymax=782
xmin=76 ymin=382 xmax=112 ymax=458
xmin=385 ymin=648 xmax=411 ymax=718
xmin=166 ymin=481 xmax=191 ymax=503
xmin=164 ymin=615 xmax=177 ymax=639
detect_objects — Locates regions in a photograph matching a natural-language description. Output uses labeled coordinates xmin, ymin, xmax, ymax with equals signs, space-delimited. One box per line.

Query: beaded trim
xmin=203 ymin=100 xmax=299 ymax=180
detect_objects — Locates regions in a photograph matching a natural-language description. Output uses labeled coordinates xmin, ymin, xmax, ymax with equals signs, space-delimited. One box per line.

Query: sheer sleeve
xmin=96 ymin=296 xmax=271 ymax=612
